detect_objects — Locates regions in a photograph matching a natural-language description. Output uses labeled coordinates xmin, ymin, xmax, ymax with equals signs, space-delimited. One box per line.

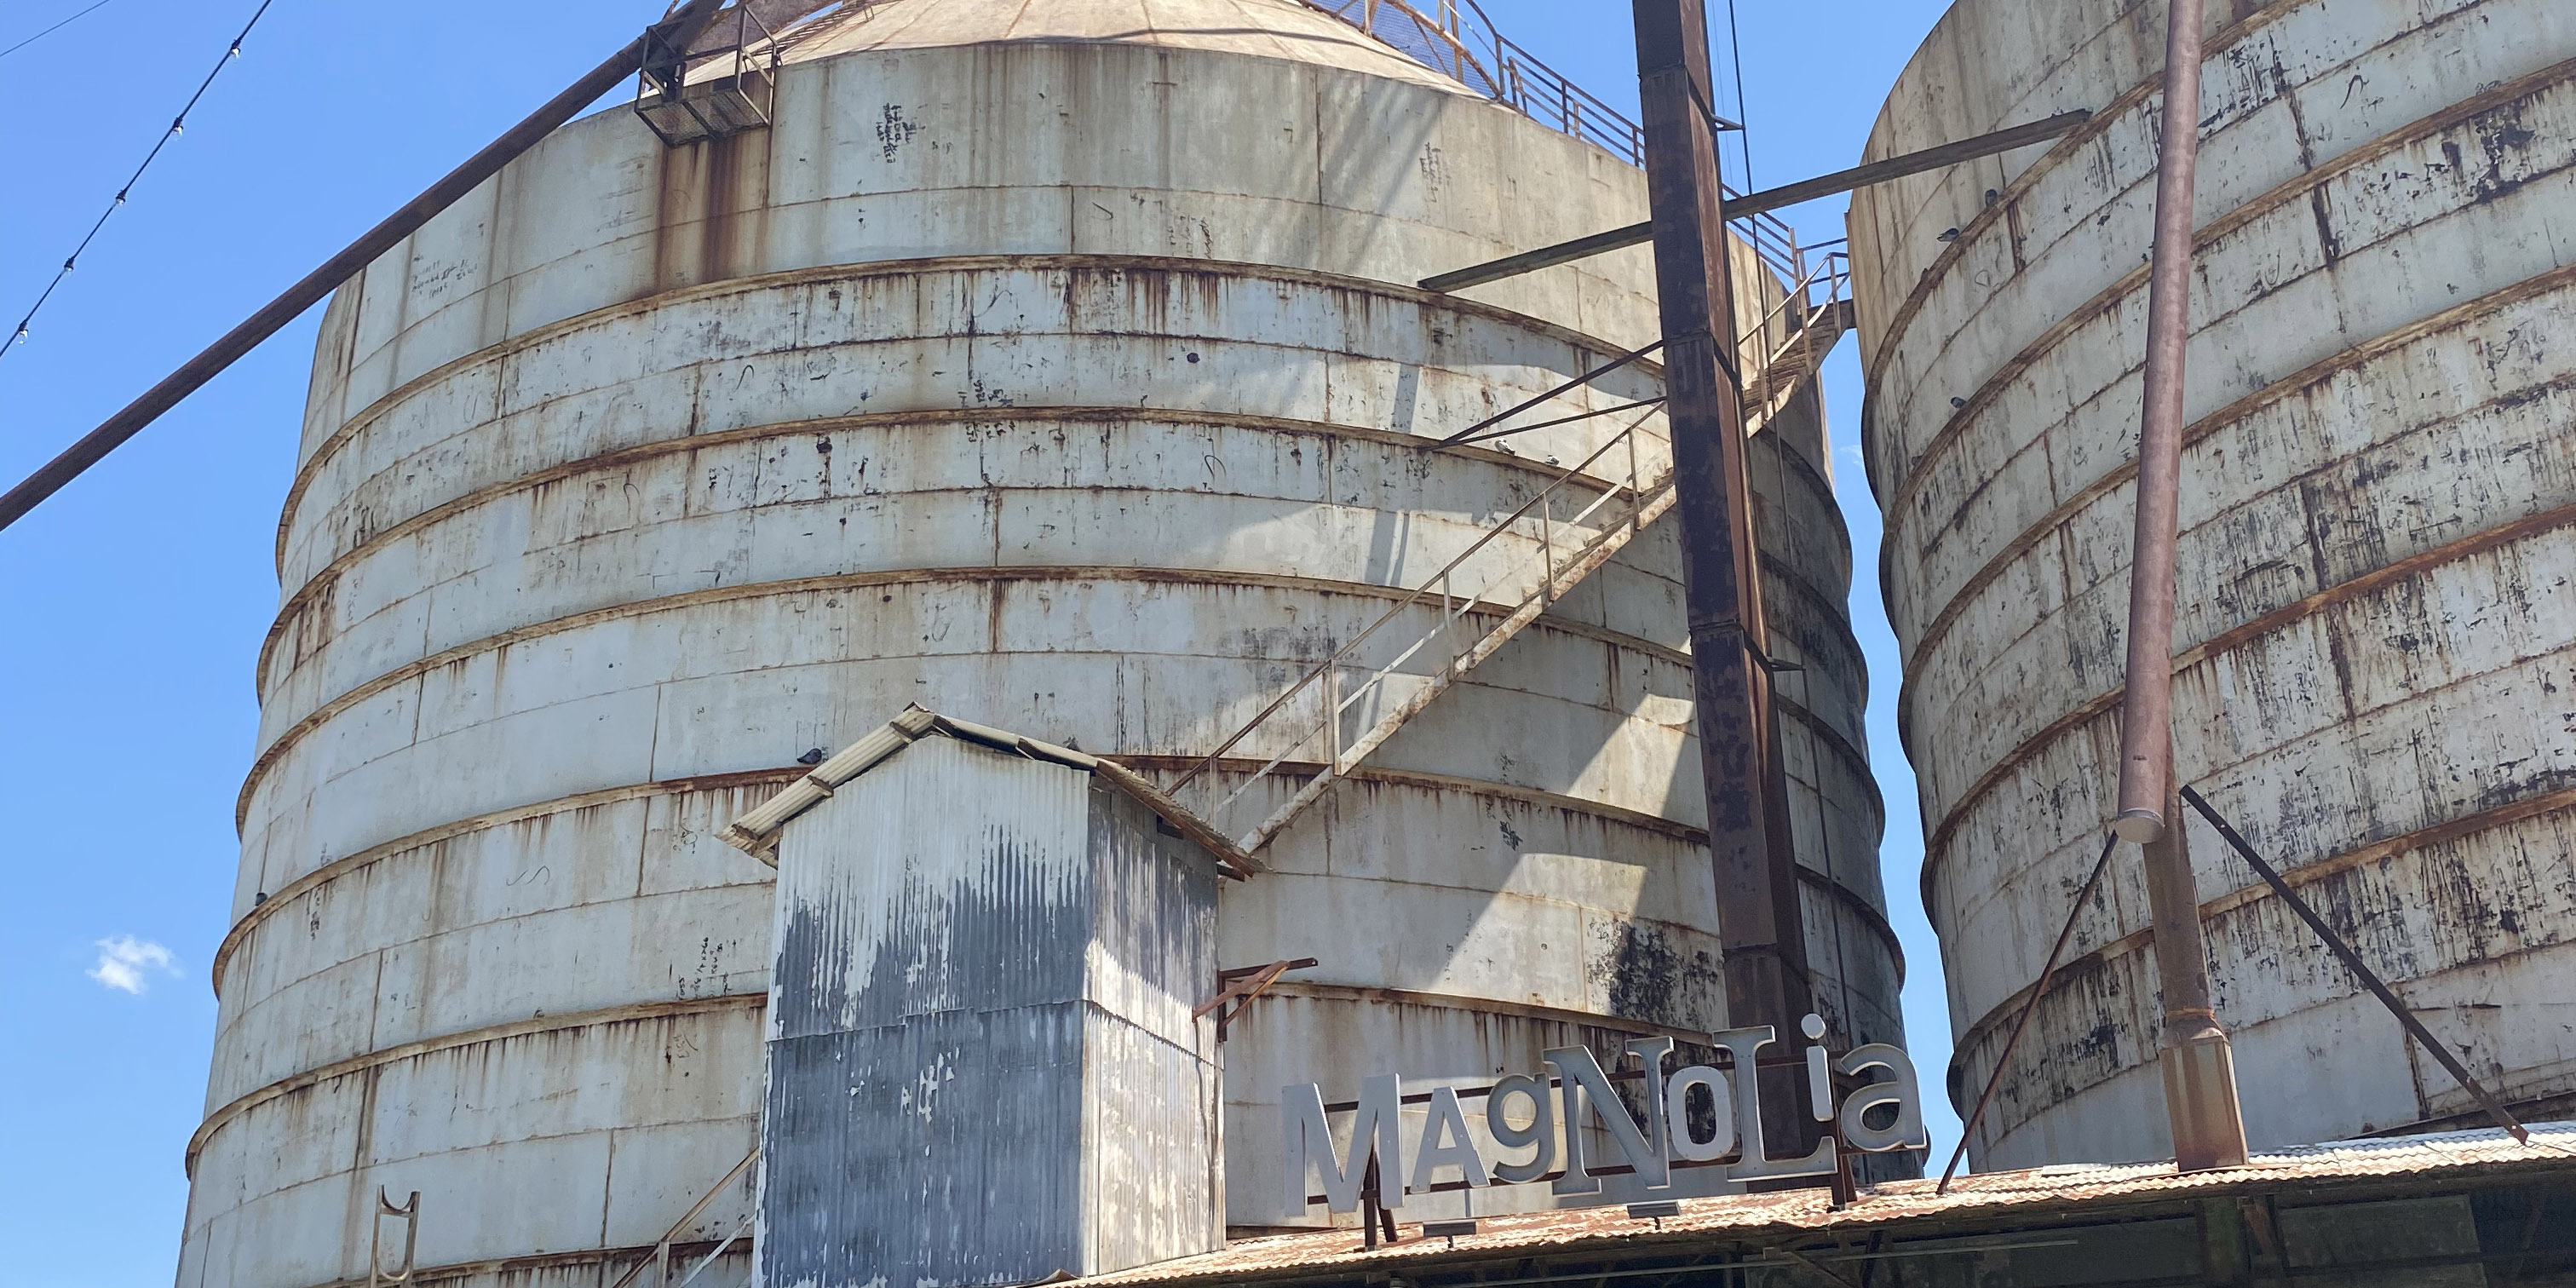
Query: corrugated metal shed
xmin=748 ymin=710 xmax=1232 ymax=1286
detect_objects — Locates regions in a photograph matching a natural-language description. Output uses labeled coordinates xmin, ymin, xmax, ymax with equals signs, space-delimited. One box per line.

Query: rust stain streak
xmin=1871 ymin=55 xmax=2576 ymax=546
xmin=1896 ymin=264 xmax=2576 ymax=734
xmin=279 ymin=252 xmax=1670 ymax=567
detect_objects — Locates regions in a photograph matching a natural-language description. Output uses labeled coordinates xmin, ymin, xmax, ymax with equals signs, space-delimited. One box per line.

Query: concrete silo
xmin=183 ymin=3 xmax=1900 ymax=1285
xmin=1850 ymin=0 xmax=2576 ymax=1170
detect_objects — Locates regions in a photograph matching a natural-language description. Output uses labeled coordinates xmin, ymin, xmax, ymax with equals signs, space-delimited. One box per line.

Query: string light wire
xmin=3 ymin=0 xmax=277 ymax=360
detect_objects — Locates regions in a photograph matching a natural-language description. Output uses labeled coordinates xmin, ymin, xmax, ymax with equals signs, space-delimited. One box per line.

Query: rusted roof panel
xmin=1076 ymin=1123 xmax=2576 ymax=1286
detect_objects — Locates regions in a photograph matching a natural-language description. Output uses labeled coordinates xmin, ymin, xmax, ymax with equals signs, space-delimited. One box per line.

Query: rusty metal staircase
xmin=1741 ymin=249 xmax=1853 ymax=429
xmin=1164 ymin=411 xmax=1680 ymax=856
xmin=1159 ymin=244 xmax=1849 ymax=859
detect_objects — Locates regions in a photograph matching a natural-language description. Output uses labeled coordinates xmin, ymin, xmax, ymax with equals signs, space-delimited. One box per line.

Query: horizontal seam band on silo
xmin=1795 ymin=867 xmax=1908 ymax=981
xmin=1868 ymin=53 xmax=2576 ymax=541
xmin=1890 ymin=276 xmax=2576 ymax=759
xmin=261 ymin=539 xmax=1837 ymax=747
xmin=1108 ymin=750 xmax=1900 ymax=964
xmin=233 ymin=565 xmax=1702 ymax=831
xmin=261 ymin=537 xmax=1859 ymax=750
xmin=278 ymin=250 xmax=1673 ymax=571
xmin=1945 ymin=780 xmax=2576 ymax=1067
xmin=261 ymin=403 xmax=1652 ymax=650
xmin=208 ymin=768 xmax=802 ymax=997
xmin=1854 ymin=0 xmax=2302 ymax=411
xmin=1912 ymin=496 xmax=2576 ymax=915
xmin=215 ymin=755 xmax=1831 ymax=1003
xmin=1941 ymin=786 xmax=2576 ymax=1130
xmin=1859 ymin=0 xmax=2415 ymax=405
xmin=1245 ymin=982 xmax=1725 ymax=1044
xmin=1891 ymin=262 xmax=2576 ymax=739
xmin=183 ymin=993 xmax=767 ymax=1176
xmin=257 ymin=1239 xmax=734 ymax=1288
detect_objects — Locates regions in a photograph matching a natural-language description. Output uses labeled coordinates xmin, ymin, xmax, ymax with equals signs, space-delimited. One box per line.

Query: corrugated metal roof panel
xmin=1073 ymin=1122 xmax=2576 ymax=1286
xmin=721 ymin=704 xmax=1256 ymax=877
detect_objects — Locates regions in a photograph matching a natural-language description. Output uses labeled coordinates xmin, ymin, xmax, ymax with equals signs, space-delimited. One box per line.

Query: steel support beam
xmin=1630 ymin=0 xmax=1818 ymax=1162
xmin=0 ymin=0 xmax=737 ymax=535
xmin=2180 ymin=785 xmax=2531 ymax=1146
xmin=1417 ymin=110 xmax=2090 ymax=294
xmin=2115 ymin=0 xmax=2249 ymax=1174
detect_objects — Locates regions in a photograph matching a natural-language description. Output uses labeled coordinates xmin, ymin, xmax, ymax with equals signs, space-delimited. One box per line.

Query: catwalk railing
xmin=1166 ymin=408 xmax=1678 ymax=854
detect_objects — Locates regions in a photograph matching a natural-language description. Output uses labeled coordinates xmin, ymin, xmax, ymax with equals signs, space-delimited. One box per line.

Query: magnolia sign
xmin=1284 ymin=1016 xmax=1926 ymax=1213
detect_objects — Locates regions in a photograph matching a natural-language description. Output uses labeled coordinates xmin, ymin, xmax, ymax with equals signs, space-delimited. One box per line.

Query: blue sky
xmin=0 ymin=2 xmax=1950 ymax=1282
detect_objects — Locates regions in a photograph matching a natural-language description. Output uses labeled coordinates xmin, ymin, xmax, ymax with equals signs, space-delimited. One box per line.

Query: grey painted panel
xmin=760 ymin=737 xmax=1221 ymax=1285
xmin=762 ymin=1007 xmax=1090 ymax=1287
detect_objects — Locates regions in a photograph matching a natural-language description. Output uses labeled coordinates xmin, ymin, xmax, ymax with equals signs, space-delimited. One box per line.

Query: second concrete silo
xmin=1851 ymin=0 xmax=2576 ymax=1169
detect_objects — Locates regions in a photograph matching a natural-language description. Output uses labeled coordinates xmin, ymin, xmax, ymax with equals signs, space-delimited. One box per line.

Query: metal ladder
xmin=1162 ymin=252 xmax=1849 ymax=860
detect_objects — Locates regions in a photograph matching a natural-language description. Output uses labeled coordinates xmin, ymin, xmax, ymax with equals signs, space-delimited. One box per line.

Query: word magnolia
xmin=1284 ymin=1016 xmax=1926 ymax=1213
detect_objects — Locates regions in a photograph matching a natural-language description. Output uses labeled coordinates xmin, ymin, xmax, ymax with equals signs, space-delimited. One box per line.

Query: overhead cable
xmin=2 ymin=0 xmax=277 ymax=362
xmin=0 ymin=0 xmax=121 ymax=62
xmin=1722 ymin=0 xmax=1755 ymax=187
xmin=0 ymin=0 xmax=736 ymax=533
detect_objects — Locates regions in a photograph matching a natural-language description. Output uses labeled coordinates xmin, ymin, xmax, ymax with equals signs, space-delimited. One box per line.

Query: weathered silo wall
xmin=182 ymin=3 xmax=1899 ymax=1285
xmin=1849 ymin=0 xmax=2576 ymax=1170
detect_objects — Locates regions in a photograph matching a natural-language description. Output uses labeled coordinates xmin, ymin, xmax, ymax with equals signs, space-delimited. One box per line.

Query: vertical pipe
xmin=2118 ymin=0 xmax=2250 ymax=1173
xmin=2114 ymin=0 xmax=2205 ymax=845
xmin=1631 ymin=0 xmax=1819 ymax=1163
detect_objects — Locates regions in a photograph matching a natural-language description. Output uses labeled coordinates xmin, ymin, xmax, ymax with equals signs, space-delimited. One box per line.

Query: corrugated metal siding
xmin=761 ymin=738 xmax=1222 ymax=1286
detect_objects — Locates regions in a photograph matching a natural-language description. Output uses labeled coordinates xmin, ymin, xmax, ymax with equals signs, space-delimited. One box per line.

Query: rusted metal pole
xmin=1630 ymin=0 xmax=1818 ymax=1161
xmin=2117 ymin=0 xmax=2249 ymax=1174
xmin=2114 ymin=0 xmax=2205 ymax=846
xmin=0 ymin=0 xmax=735 ymax=535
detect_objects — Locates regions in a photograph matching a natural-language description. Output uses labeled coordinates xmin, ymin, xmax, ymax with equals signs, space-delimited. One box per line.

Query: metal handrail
xmin=1295 ymin=0 xmax=1826 ymax=292
xmin=633 ymin=4 xmax=782 ymax=146
xmin=1165 ymin=208 xmax=1844 ymax=851
xmin=1739 ymin=249 xmax=1850 ymax=428
xmin=607 ymin=1148 xmax=760 ymax=1288
xmin=1297 ymin=0 xmax=1647 ymax=163
xmin=1171 ymin=408 xmax=1672 ymax=848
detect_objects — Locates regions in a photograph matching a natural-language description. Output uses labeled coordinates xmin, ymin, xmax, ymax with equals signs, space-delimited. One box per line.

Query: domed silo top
xmin=756 ymin=0 xmax=1485 ymax=94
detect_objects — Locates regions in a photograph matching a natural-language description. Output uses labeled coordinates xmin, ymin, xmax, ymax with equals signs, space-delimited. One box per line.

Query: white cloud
xmin=88 ymin=936 xmax=178 ymax=995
